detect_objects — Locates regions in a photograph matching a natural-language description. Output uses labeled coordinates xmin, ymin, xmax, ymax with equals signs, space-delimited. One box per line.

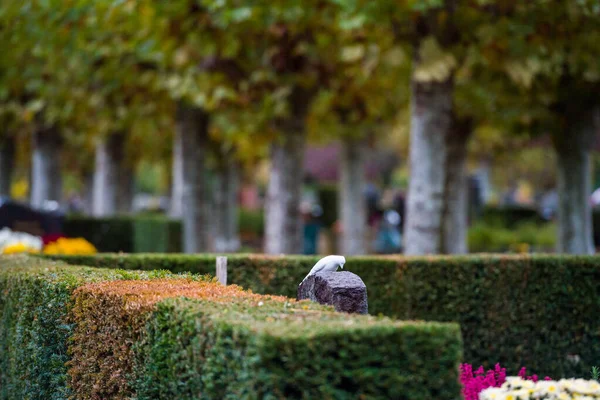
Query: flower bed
xmin=0 ymin=228 xmax=96 ymax=255
xmin=43 ymin=237 xmax=97 ymax=255
xmin=0 ymin=228 xmax=43 ymax=253
xmin=461 ymin=363 xmax=550 ymax=400
xmin=480 ymin=377 xmax=600 ymax=399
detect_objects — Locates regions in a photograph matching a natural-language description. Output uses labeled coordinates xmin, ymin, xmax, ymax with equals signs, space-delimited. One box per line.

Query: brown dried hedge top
xmin=67 ymin=279 xmax=291 ymax=400
xmin=73 ymin=278 xmax=290 ymax=307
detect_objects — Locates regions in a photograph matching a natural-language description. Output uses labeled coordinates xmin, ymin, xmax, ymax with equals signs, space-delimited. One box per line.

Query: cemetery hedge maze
xmin=0 ymin=255 xmax=461 ymax=400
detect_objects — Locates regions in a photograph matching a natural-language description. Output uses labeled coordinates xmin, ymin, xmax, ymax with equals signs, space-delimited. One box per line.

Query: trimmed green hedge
xmin=133 ymin=216 xmax=182 ymax=253
xmin=239 ymin=209 xmax=264 ymax=236
xmin=478 ymin=206 xmax=544 ymax=228
xmin=49 ymin=253 xmax=600 ymax=378
xmin=0 ymin=256 xmax=174 ymax=399
xmin=1 ymin=255 xmax=462 ymax=400
xmin=63 ymin=215 xmax=136 ymax=253
xmin=64 ymin=210 xmax=265 ymax=253
xmin=467 ymin=221 xmax=556 ymax=253
xmin=135 ymin=298 xmax=460 ymax=400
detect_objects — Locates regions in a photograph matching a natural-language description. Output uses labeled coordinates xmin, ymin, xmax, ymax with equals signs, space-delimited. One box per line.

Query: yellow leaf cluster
xmin=413 ymin=37 xmax=457 ymax=82
xmin=341 ymin=45 xmax=365 ymax=63
xmin=504 ymin=58 xmax=542 ymax=89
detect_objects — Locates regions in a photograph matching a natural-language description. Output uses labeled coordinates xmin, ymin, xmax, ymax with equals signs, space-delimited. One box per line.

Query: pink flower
xmin=460 ymin=364 xmax=548 ymax=400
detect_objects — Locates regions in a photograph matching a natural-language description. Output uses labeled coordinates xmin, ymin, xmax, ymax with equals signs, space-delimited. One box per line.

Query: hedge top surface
xmin=76 ymin=278 xmax=287 ymax=303
xmin=2 ymin=254 xmax=457 ymax=337
xmin=0 ymin=254 xmax=213 ymax=286
xmin=47 ymin=252 xmax=600 ymax=263
xmin=74 ymin=278 xmax=447 ymax=339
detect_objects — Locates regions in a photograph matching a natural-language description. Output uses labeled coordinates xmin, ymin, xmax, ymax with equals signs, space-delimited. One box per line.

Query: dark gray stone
xmin=297 ymin=271 xmax=368 ymax=314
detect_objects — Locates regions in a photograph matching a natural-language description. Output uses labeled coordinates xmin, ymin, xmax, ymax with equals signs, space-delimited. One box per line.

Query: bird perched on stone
xmin=300 ymin=255 xmax=345 ymax=285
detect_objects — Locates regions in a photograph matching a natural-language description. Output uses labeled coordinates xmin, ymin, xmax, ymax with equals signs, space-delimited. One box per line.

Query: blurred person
xmin=303 ymin=204 xmax=323 ymax=255
xmin=67 ymin=192 xmax=85 ymax=214
xmin=539 ymin=189 xmax=558 ymax=221
xmin=393 ymin=191 xmax=406 ymax=232
xmin=365 ymin=182 xmax=380 ymax=226
xmin=373 ymin=209 xmax=402 ymax=254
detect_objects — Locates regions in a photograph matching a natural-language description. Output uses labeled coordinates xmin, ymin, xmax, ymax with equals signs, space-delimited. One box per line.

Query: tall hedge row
xmin=63 ymin=216 xmax=136 ymax=252
xmin=63 ymin=211 xmax=265 ymax=253
xmin=49 ymin=253 xmax=600 ymax=378
xmin=133 ymin=217 xmax=182 ymax=253
xmin=0 ymin=255 xmax=462 ymax=400
xmin=0 ymin=256 xmax=174 ymax=399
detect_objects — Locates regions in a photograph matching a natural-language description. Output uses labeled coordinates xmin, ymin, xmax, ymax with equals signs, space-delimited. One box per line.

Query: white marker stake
xmin=216 ymin=256 xmax=228 ymax=285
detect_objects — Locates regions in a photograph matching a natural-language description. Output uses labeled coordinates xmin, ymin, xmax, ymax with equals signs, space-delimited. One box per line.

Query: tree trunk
xmin=177 ymin=103 xmax=210 ymax=253
xmin=82 ymin=171 xmax=94 ymax=215
xmin=441 ymin=118 xmax=472 ymax=254
xmin=92 ymin=139 xmax=116 ymax=216
xmin=116 ymin=162 xmax=134 ymax=214
xmin=339 ymin=136 xmax=367 ymax=255
xmin=552 ymin=109 xmax=597 ymax=254
xmin=0 ymin=135 xmax=15 ymax=198
xmin=264 ymin=123 xmax=306 ymax=255
xmin=30 ymin=128 xmax=62 ymax=209
xmin=214 ymin=150 xmax=240 ymax=253
xmin=404 ymin=77 xmax=454 ymax=255
xmin=170 ymin=126 xmax=184 ymax=218
xmin=92 ymin=133 xmax=129 ymax=216
xmin=264 ymin=88 xmax=311 ymax=255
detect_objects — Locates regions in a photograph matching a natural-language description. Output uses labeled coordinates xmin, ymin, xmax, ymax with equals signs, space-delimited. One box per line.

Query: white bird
xmin=300 ymin=255 xmax=346 ymax=285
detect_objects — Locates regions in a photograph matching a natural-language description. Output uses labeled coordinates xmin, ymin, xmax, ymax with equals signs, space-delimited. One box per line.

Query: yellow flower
xmin=42 ymin=238 xmax=97 ymax=255
xmin=2 ymin=243 xmax=40 ymax=254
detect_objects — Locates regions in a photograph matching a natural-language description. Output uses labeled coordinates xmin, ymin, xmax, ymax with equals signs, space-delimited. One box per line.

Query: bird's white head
xmin=334 ymin=255 xmax=345 ymax=269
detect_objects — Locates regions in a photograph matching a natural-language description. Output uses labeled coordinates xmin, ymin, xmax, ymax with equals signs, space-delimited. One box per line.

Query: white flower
xmin=483 ymin=377 xmax=600 ymax=400
xmin=559 ymin=378 xmax=600 ymax=395
xmin=536 ymin=380 xmax=560 ymax=395
xmin=480 ymin=387 xmax=506 ymax=400
xmin=519 ymin=380 xmax=535 ymax=390
xmin=511 ymin=388 xmax=532 ymax=399
xmin=0 ymin=228 xmax=43 ymax=253
xmin=505 ymin=377 xmax=526 ymax=387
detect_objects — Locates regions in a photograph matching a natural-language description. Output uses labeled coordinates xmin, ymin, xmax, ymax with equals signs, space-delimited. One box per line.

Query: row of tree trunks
xmin=404 ymin=77 xmax=598 ymax=255
xmin=3 ymin=104 xmax=595 ymax=257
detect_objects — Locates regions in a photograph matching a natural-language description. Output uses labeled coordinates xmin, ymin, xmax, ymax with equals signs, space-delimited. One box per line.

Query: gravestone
xmin=297 ymin=271 xmax=368 ymax=314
